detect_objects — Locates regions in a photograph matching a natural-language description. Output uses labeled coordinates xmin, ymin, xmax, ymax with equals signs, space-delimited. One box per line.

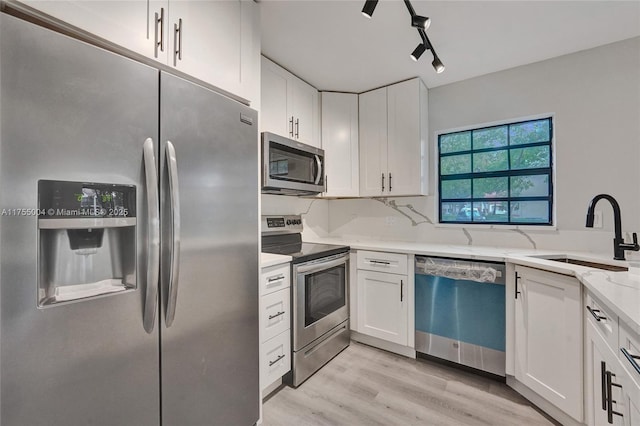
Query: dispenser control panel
xmin=38 ymin=180 xmax=136 ymax=218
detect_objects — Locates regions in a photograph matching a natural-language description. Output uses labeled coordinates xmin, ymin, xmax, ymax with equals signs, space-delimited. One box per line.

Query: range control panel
xmin=261 ymin=215 xmax=303 ymax=235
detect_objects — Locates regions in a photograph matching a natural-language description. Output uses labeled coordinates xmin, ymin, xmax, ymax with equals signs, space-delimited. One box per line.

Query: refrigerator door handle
xmin=165 ymin=140 xmax=181 ymax=327
xmin=143 ymin=138 xmax=160 ymax=333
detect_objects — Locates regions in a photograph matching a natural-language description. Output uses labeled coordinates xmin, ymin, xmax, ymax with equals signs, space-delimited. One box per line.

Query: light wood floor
xmin=262 ymin=342 xmax=556 ymax=426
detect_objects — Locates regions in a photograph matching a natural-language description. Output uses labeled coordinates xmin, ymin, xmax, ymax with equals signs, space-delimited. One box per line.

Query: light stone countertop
xmin=306 ymin=237 xmax=640 ymax=336
xmin=260 ymin=252 xmax=292 ymax=269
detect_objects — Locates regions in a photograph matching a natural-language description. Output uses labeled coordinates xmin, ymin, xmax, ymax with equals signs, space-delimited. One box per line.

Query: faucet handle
xmin=633 ymin=232 xmax=639 ymax=248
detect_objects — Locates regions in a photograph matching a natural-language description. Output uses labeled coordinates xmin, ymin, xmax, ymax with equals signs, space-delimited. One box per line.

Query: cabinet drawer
xmin=585 ymin=291 xmax=619 ymax=353
xmin=261 ymin=330 xmax=291 ymax=391
xmin=619 ymin=322 xmax=640 ymax=388
xmin=260 ymin=263 xmax=290 ymax=296
xmin=261 ymin=288 xmax=290 ymax=343
xmin=357 ymin=250 xmax=407 ymax=275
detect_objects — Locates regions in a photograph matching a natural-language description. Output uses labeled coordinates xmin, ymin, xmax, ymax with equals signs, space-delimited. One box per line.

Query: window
xmin=438 ymin=118 xmax=553 ymax=225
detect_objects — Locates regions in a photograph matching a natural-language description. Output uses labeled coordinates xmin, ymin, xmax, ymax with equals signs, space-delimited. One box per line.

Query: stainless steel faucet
xmin=586 ymin=194 xmax=639 ymax=260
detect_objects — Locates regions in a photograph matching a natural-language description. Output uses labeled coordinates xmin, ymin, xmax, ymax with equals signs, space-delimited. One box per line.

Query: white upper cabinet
xmin=15 ymin=0 xmax=259 ymax=103
xmin=261 ymin=56 xmax=320 ymax=147
xmin=19 ymin=0 xmax=162 ymax=58
xmin=359 ymin=87 xmax=388 ymax=197
xmin=167 ymin=0 xmax=258 ymax=101
xmin=320 ymin=92 xmax=359 ymax=197
xmin=359 ymin=78 xmax=428 ymax=197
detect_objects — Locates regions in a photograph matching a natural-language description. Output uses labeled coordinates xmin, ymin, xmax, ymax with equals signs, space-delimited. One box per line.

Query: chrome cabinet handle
xmin=515 ymin=272 xmax=521 ymax=299
xmin=289 ymin=116 xmax=294 ymax=137
xmin=621 ymin=347 xmax=640 ymax=375
xmin=268 ymin=311 xmax=285 ymax=320
xmin=143 ymin=138 xmax=160 ymax=334
xmin=369 ymin=260 xmax=390 ymax=265
xmin=606 ymin=371 xmax=623 ymax=423
xmin=267 ymin=274 xmax=285 ymax=283
xmin=173 ymin=18 xmax=183 ymax=66
xmin=381 ymin=173 xmax=385 ymax=192
xmin=154 ymin=7 xmax=165 ymax=58
xmin=165 ymin=141 xmax=181 ymax=327
xmin=587 ymin=306 xmax=607 ymax=322
xmin=295 ymin=118 xmax=299 ymax=139
xmin=269 ymin=354 xmax=285 ymax=366
xmin=400 ymin=279 xmax=403 ymax=302
xmin=389 ymin=172 xmax=392 ymax=192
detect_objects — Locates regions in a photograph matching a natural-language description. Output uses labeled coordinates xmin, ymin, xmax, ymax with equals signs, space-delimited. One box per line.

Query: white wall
xmin=328 ymin=37 xmax=640 ymax=255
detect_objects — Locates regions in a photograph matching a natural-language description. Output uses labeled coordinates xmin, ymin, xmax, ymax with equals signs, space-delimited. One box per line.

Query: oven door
xmin=293 ymin=253 xmax=349 ymax=351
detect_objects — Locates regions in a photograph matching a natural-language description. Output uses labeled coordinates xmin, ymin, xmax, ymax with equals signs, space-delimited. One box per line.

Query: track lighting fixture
xmin=432 ymin=55 xmax=445 ymax=73
xmin=361 ymin=0 xmax=378 ymax=19
xmin=411 ymin=15 xmax=430 ymax=30
xmin=410 ymin=43 xmax=426 ymax=62
xmin=361 ymin=0 xmax=444 ymax=73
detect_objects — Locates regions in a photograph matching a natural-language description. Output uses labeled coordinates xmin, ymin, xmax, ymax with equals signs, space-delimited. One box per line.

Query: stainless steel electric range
xmin=261 ymin=215 xmax=350 ymax=387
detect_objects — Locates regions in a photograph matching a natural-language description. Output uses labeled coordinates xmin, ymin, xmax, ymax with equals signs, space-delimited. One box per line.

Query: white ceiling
xmin=260 ymin=0 xmax=640 ymax=92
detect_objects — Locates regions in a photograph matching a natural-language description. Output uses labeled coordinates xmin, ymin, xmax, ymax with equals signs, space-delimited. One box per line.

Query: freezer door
xmin=159 ymin=72 xmax=260 ymax=425
xmin=0 ymin=15 xmax=160 ymax=426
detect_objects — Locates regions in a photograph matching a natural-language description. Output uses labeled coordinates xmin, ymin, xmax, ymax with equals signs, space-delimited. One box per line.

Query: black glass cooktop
xmin=262 ymin=234 xmax=349 ymax=264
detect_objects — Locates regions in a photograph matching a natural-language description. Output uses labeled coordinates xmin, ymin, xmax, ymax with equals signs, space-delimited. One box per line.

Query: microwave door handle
xmin=142 ymin=138 xmax=160 ymax=334
xmin=314 ymin=155 xmax=322 ymax=185
xmin=164 ymin=140 xmax=181 ymax=328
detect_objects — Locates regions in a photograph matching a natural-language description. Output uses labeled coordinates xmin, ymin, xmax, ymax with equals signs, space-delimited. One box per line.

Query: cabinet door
xmin=623 ymin=376 xmax=640 ymax=426
xmin=586 ymin=320 xmax=625 ymax=426
xmin=20 ymin=0 xmax=165 ymax=59
xmin=386 ymin=78 xmax=427 ymax=196
xmin=514 ymin=266 xmax=582 ymax=422
xmin=168 ymin=0 xmax=255 ymax=99
xmin=261 ymin=57 xmax=292 ymax=137
xmin=359 ymin=87 xmax=387 ymax=197
xmin=291 ymin=77 xmax=320 ymax=147
xmin=321 ymin=92 xmax=359 ymax=197
xmin=357 ymin=270 xmax=407 ymax=345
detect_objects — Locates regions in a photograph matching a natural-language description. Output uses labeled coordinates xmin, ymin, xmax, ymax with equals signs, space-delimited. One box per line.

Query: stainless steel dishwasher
xmin=415 ymin=256 xmax=506 ymax=377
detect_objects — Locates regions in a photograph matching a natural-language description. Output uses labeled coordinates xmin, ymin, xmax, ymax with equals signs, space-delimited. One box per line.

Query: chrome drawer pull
xmin=369 ymin=260 xmax=391 ymax=265
xmin=267 ymin=275 xmax=285 ymax=283
xmin=621 ymin=348 xmax=640 ymax=375
xmin=268 ymin=311 xmax=285 ymax=320
xmin=269 ymin=354 xmax=285 ymax=366
xmin=587 ymin=306 xmax=607 ymax=322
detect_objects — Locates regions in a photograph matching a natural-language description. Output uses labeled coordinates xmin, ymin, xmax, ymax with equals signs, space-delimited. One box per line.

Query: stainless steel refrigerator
xmin=0 ymin=13 xmax=259 ymax=426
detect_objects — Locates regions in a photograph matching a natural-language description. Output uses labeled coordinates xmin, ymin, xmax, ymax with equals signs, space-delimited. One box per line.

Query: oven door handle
xmin=295 ymin=255 xmax=347 ymax=275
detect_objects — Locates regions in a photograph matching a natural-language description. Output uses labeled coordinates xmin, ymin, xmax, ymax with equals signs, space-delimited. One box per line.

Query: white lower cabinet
xmin=586 ymin=320 xmax=625 ymax=426
xmin=513 ymin=265 xmax=583 ymax=422
xmin=259 ymin=263 xmax=291 ymax=393
xmin=260 ymin=328 xmax=291 ymax=390
xmin=585 ymin=290 xmax=640 ymax=426
xmin=355 ymin=251 xmax=410 ymax=347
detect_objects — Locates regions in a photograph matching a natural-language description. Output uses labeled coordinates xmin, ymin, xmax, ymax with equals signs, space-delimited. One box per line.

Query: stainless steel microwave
xmin=261 ymin=132 xmax=325 ymax=195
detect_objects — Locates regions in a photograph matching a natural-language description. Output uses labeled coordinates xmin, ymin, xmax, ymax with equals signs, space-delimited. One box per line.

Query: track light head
xmin=410 ymin=44 xmax=427 ymax=62
xmin=432 ymin=55 xmax=445 ymax=73
xmin=411 ymin=15 xmax=431 ymax=30
xmin=361 ymin=0 xmax=379 ymax=19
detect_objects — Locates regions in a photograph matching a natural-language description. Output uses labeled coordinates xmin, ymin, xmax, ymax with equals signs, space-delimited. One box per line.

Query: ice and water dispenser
xmin=38 ymin=180 xmax=137 ymax=307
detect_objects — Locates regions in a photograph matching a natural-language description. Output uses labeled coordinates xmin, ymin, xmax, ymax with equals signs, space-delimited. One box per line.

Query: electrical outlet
xmin=385 ymin=216 xmax=397 ymax=226
xmin=593 ymin=210 xmax=603 ymax=228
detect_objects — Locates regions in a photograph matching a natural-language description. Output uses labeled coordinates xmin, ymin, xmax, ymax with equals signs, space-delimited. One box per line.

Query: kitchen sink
xmin=534 ymin=256 xmax=628 ymax=272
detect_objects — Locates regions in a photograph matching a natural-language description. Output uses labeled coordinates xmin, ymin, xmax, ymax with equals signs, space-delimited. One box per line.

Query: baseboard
xmin=350 ymin=331 xmax=416 ymax=359
xmin=506 ymin=376 xmax=580 ymax=426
